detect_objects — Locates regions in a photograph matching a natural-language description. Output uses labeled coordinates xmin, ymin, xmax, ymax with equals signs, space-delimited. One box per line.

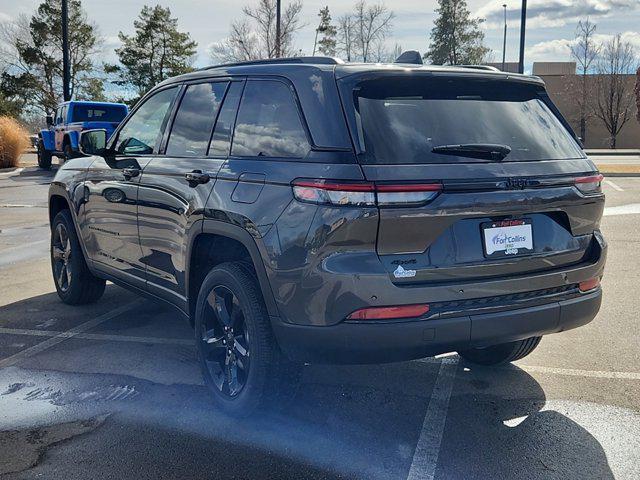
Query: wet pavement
xmin=0 ymin=166 xmax=639 ymax=479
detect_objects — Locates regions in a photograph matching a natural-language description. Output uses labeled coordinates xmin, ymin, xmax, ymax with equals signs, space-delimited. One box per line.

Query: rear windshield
xmin=71 ymin=105 xmax=127 ymax=123
xmin=341 ymin=75 xmax=584 ymax=164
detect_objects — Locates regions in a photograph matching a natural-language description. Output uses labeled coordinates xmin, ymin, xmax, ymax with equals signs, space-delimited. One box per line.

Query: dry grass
xmin=595 ymin=164 xmax=640 ymax=175
xmin=0 ymin=116 xmax=30 ymax=169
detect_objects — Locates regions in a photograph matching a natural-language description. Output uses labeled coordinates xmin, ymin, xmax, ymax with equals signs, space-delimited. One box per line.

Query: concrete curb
xmin=586 ymin=150 xmax=640 ymax=156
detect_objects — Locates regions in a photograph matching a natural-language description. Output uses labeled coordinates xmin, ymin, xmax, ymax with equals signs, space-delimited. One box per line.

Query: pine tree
xmin=316 ymin=6 xmax=337 ymax=57
xmin=107 ymin=5 xmax=197 ymax=99
xmin=2 ymin=0 xmax=102 ymax=114
xmin=425 ymin=0 xmax=489 ymax=65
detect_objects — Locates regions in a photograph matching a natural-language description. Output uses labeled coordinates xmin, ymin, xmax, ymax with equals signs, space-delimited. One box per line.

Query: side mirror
xmin=79 ymin=129 xmax=108 ymax=156
xmin=46 ymin=115 xmax=53 ymax=126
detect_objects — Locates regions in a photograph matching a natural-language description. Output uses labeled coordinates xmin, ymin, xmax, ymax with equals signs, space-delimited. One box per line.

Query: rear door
xmin=338 ymin=73 xmax=604 ymax=284
xmin=137 ymin=79 xmax=235 ymax=305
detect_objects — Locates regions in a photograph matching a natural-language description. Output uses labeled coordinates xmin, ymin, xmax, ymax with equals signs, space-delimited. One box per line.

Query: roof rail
xmin=200 ymin=56 xmax=344 ymax=71
xmin=458 ymin=65 xmax=501 ymax=72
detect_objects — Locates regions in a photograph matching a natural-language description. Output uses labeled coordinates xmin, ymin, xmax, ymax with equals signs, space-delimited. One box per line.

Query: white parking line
xmin=417 ymin=357 xmax=640 ymax=381
xmin=407 ymin=358 xmax=458 ymax=480
xmin=603 ymin=203 xmax=640 ymax=216
xmin=0 ymin=300 xmax=143 ymax=368
xmin=604 ymin=179 xmax=624 ymax=191
xmin=0 ymin=327 xmax=192 ymax=346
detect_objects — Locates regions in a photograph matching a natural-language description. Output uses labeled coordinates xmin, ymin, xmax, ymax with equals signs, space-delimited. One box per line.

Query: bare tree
xmin=336 ymin=14 xmax=356 ymax=61
xmin=594 ymin=35 xmax=637 ymax=149
xmin=209 ymin=0 xmax=304 ymax=63
xmin=336 ymin=2 xmax=393 ymax=62
xmin=570 ymin=19 xmax=600 ymax=142
xmin=353 ymin=1 xmax=394 ymax=62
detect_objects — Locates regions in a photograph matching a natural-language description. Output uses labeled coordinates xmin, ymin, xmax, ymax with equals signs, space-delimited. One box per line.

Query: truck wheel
xmin=37 ymin=140 xmax=52 ymax=169
xmin=194 ymin=262 xmax=297 ymax=416
xmin=457 ymin=336 xmax=542 ymax=366
xmin=51 ymin=210 xmax=106 ymax=305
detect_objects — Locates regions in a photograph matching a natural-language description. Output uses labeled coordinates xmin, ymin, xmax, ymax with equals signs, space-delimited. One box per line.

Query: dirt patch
xmin=596 ymin=164 xmax=640 ymax=175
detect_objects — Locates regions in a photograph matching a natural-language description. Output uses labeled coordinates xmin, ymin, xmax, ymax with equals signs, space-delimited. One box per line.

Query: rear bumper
xmin=272 ymin=288 xmax=602 ymax=364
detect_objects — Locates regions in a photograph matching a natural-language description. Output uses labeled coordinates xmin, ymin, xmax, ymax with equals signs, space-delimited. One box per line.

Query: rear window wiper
xmin=431 ymin=144 xmax=512 ymax=161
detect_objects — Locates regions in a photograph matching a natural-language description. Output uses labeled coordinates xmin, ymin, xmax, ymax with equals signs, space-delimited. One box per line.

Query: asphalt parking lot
xmin=1 ymin=160 xmax=639 ymax=479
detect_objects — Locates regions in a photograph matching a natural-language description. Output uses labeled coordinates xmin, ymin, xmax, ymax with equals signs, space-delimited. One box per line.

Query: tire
xmin=457 ymin=336 xmax=542 ymax=366
xmin=51 ymin=210 xmax=106 ymax=305
xmin=194 ymin=262 xmax=299 ymax=416
xmin=37 ymin=139 xmax=52 ymax=169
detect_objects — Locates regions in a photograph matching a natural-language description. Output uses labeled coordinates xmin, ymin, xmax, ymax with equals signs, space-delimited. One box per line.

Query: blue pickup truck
xmin=37 ymin=101 xmax=128 ymax=168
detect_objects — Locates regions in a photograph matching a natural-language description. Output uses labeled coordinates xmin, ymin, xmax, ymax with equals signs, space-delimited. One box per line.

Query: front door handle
xmin=122 ymin=167 xmax=141 ymax=180
xmin=185 ymin=170 xmax=210 ymax=187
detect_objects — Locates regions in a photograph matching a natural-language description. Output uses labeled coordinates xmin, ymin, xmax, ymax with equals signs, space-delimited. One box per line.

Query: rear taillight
xmin=575 ymin=174 xmax=604 ymax=195
xmin=376 ymin=183 xmax=442 ymax=206
xmin=579 ymin=277 xmax=600 ymax=292
xmin=347 ymin=303 xmax=430 ymax=320
xmin=292 ymin=180 xmax=375 ymax=206
xmin=292 ymin=179 xmax=442 ymax=207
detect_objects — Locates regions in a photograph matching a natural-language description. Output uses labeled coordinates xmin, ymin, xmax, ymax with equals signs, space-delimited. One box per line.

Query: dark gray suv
xmin=48 ymin=57 xmax=606 ymax=415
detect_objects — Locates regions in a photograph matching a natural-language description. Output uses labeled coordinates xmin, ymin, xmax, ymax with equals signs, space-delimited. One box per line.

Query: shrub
xmin=0 ymin=116 xmax=30 ymax=168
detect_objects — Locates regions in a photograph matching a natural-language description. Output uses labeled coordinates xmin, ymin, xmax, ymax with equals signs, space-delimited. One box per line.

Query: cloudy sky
xmin=1 ymin=0 xmax=639 ymax=71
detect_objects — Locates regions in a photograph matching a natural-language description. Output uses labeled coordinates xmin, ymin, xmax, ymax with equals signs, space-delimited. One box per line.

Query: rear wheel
xmin=51 ymin=210 xmax=106 ymax=305
xmin=457 ymin=336 xmax=542 ymax=366
xmin=37 ymin=140 xmax=52 ymax=169
xmin=194 ymin=262 xmax=298 ymax=416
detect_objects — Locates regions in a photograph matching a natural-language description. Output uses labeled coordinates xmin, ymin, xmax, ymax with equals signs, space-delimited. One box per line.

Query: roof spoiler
xmin=394 ymin=51 xmax=423 ymax=65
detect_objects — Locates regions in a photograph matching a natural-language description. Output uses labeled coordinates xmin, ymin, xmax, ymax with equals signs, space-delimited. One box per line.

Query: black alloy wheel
xmin=52 ymin=222 xmax=72 ymax=292
xmin=199 ymin=285 xmax=251 ymax=397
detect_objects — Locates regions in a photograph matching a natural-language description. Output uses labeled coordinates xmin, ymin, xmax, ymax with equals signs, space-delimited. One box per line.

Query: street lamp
xmin=518 ymin=0 xmax=527 ymax=74
xmin=275 ymin=0 xmax=281 ymax=58
xmin=502 ymin=4 xmax=507 ymax=71
xmin=62 ymin=0 xmax=70 ymax=101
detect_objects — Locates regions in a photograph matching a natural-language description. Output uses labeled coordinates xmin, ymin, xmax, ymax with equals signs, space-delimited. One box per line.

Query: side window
xmin=231 ymin=80 xmax=309 ymax=158
xmin=209 ymin=81 xmax=243 ymax=157
xmin=166 ymin=82 xmax=228 ymax=157
xmin=115 ymin=87 xmax=179 ymax=155
xmin=57 ymin=107 xmax=65 ymax=125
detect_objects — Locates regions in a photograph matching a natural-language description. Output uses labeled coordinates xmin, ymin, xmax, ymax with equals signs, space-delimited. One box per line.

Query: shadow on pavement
xmin=437 ymin=362 xmax=614 ymax=479
xmin=0 ymin=290 xmax=617 ymax=479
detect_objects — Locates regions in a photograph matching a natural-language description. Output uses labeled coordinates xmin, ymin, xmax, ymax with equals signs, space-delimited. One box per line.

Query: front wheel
xmin=194 ymin=262 xmax=298 ymax=416
xmin=51 ymin=210 xmax=106 ymax=304
xmin=457 ymin=336 xmax=542 ymax=366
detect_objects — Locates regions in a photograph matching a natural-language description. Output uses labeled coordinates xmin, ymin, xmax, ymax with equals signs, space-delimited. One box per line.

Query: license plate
xmin=482 ymin=219 xmax=533 ymax=257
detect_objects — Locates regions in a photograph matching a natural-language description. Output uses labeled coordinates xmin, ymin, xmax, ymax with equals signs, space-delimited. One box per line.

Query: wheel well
xmin=49 ymin=195 xmax=70 ymax=224
xmin=188 ymin=234 xmax=257 ymax=325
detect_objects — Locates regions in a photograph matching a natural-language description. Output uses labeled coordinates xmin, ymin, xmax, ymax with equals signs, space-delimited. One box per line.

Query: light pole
xmin=275 ymin=0 xmax=281 ymax=58
xmin=62 ymin=0 xmax=70 ymax=100
xmin=501 ymin=4 xmax=507 ymax=71
xmin=518 ymin=0 xmax=527 ymax=74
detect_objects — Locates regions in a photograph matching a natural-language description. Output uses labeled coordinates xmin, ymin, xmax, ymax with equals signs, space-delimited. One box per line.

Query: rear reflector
xmin=292 ymin=179 xmax=442 ymax=207
xmin=575 ymin=174 xmax=604 ymax=194
xmin=347 ymin=303 xmax=430 ymax=320
xmin=579 ymin=277 xmax=600 ymax=292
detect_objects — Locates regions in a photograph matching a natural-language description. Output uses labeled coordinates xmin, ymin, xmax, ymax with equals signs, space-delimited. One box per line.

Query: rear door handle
xmin=122 ymin=167 xmax=141 ymax=180
xmin=185 ymin=170 xmax=210 ymax=187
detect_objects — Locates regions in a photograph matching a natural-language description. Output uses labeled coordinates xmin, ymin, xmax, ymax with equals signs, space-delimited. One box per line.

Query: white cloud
xmin=525 ymin=30 xmax=640 ymax=62
xmin=477 ymin=0 xmax=640 ymax=29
